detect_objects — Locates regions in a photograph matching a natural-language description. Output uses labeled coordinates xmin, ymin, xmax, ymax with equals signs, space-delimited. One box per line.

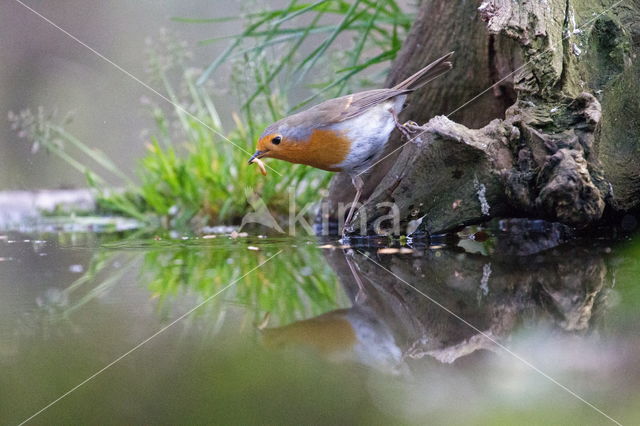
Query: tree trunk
xmin=322 ymin=0 xmax=640 ymax=235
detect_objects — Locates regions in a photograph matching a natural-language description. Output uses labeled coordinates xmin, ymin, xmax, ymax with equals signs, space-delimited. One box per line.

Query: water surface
xmin=1 ymin=222 xmax=639 ymax=424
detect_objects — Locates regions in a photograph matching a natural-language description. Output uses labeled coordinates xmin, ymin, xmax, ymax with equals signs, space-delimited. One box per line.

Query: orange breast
xmin=273 ymin=129 xmax=351 ymax=172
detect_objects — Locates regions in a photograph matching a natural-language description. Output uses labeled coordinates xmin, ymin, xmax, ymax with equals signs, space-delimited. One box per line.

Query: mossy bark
xmin=323 ymin=0 xmax=640 ymax=235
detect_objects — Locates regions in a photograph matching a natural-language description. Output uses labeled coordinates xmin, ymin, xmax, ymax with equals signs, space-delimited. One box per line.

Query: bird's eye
xmin=271 ymin=136 xmax=282 ymax=145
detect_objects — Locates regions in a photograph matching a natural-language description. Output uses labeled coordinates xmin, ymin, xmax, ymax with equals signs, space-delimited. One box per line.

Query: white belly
xmin=329 ymin=95 xmax=406 ymax=175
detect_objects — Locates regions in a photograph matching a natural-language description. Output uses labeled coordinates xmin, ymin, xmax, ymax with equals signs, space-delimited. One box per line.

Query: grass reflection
xmin=65 ymin=236 xmax=346 ymax=326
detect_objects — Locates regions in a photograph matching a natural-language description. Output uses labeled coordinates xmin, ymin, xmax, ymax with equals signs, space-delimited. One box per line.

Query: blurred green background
xmin=1 ymin=0 xmax=253 ymax=189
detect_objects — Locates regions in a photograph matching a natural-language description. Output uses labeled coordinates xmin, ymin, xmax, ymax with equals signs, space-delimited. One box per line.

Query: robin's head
xmin=247 ymin=118 xmax=298 ymax=164
xmin=248 ymin=131 xmax=287 ymax=164
xmin=248 ymin=119 xmax=347 ymax=172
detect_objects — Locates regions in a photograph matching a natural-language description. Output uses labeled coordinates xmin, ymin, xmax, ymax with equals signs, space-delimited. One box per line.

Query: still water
xmin=1 ymin=220 xmax=639 ymax=424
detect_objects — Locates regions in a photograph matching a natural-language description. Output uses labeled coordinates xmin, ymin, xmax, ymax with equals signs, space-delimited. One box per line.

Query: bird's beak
xmin=248 ymin=150 xmax=268 ymax=164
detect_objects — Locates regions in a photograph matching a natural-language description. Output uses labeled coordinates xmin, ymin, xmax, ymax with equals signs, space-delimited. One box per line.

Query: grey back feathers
xmin=261 ymin=52 xmax=454 ymax=140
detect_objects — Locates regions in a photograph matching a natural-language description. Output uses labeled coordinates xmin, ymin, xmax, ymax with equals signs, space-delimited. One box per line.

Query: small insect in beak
xmin=251 ymin=157 xmax=267 ymax=176
xmin=248 ymin=150 xmax=266 ymax=164
xmin=248 ymin=150 xmax=268 ymax=176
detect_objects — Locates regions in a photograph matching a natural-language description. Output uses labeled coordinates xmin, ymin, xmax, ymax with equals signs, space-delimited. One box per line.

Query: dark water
xmin=1 ymin=221 xmax=639 ymax=425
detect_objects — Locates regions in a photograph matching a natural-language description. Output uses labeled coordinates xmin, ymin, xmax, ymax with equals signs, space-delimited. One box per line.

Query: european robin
xmin=261 ymin=307 xmax=402 ymax=370
xmin=249 ymin=52 xmax=454 ymax=231
xmin=261 ymin=255 xmax=402 ymax=369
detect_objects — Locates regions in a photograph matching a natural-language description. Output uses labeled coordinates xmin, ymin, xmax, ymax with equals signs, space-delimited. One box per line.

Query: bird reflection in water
xmin=260 ymin=219 xmax=610 ymax=374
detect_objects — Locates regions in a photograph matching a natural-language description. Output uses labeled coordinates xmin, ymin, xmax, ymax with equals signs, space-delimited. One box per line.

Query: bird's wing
xmin=335 ymin=89 xmax=410 ymax=121
xmin=287 ymin=89 xmax=408 ymax=128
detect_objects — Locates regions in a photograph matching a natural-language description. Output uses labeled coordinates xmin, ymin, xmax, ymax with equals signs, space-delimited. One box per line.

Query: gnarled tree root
xmin=322 ymin=0 xmax=639 ymax=236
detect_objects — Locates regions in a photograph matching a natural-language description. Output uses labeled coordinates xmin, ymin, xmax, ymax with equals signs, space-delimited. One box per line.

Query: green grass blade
xmin=240 ymin=9 xmax=326 ymax=114
xmin=196 ymin=14 xmax=274 ymax=85
xmin=51 ymin=126 xmax=133 ymax=184
xmin=271 ymin=0 xmax=331 ymax=25
xmin=337 ymin=0 xmax=383 ymax=94
xmin=292 ymin=0 xmax=364 ymax=85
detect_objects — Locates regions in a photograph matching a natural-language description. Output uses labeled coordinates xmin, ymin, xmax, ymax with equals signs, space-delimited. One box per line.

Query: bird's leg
xmin=390 ymin=108 xmax=413 ymax=141
xmin=343 ymin=174 xmax=364 ymax=234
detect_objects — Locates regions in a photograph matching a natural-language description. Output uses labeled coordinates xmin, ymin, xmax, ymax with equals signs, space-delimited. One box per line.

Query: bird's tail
xmin=392 ymin=51 xmax=454 ymax=91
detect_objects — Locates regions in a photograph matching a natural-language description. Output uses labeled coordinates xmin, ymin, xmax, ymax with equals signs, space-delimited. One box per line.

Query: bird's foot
xmin=390 ymin=108 xmax=415 ymax=141
xmin=341 ymin=221 xmax=359 ymax=240
xmin=402 ymin=120 xmax=427 ymax=133
xmin=394 ymin=120 xmax=413 ymax=141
